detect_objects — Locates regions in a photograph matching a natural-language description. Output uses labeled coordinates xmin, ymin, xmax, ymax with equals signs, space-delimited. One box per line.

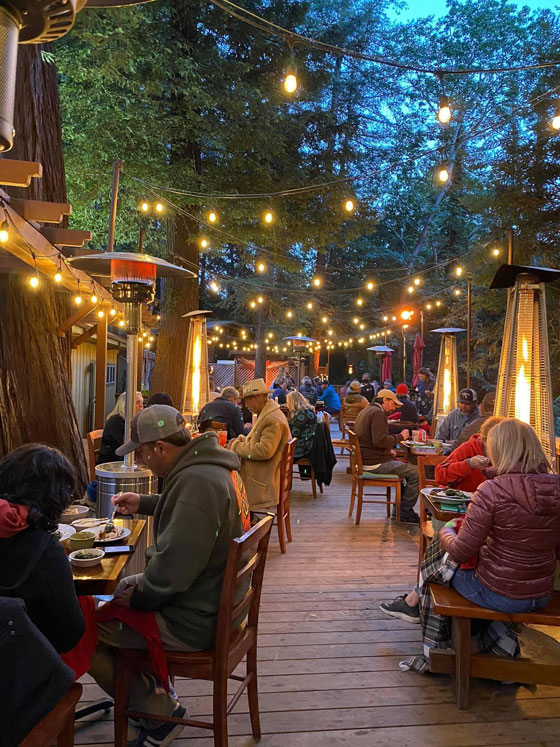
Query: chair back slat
xmin=348 ymin=430 xmax=363 ymax=477
xmin=86 ymin=429 xmax=104 ymax=482
xmin=214 ymin=515 xmax=273 ymax=662
xmin=417 ymin=454 xmax=446 ymax=490
xmin=279 ymin=439 xmax=297 ymax=506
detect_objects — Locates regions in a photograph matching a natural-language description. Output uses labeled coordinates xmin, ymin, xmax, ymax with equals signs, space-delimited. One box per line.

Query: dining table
xmin=67 ymin=518 xmax=147 ymax=596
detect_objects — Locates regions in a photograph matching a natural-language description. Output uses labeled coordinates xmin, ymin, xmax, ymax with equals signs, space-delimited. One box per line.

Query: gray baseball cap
xmin=116 ymin=405 xmax=186 ymax=456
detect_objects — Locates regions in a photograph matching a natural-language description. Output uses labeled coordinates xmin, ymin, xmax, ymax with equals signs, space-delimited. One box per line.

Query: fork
xmin=104 ymin=507 xmax=117 ymax=533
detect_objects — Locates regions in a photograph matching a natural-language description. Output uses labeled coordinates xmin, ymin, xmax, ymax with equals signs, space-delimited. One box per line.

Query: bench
xmin=429 ymin=585 xmax=560 ymax=710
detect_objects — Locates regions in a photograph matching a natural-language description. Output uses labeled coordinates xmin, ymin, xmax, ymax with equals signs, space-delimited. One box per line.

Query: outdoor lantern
xmin=0 ymin=0 xmax=153 ymax=152
xmin=490 ymin=264 xmax=560 ymax=468
xmin=68 ymin=252 xmax=194 ymax=515
xmin=182 ymin=310 xmax=212 ymax=421
xmin=431 ymin=328 xmax=466 ymax=432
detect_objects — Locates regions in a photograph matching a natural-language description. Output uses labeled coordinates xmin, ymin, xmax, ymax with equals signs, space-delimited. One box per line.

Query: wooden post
xmin=507 ymin=228 xmax=514 ymax=265
xmin=137 ymin=338 xmax=144 ymax=393
xmin=95 ymin=315 xmax=108 ymax=429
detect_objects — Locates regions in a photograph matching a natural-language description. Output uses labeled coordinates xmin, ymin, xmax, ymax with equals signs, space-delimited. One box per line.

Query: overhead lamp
xmin=344 ymin=199 xmax=355 ymax=213
xmin=0 ymin=225 xmax=8 ymax=242
xmin=155 ymin=202 xmax=164 ymax=213
xmin=312 ymin=276 xmax=322 ymax=287
xmin=200 ymin=238 xmax=209 ymax=249
xmin=257 ymin=296 xmax=264 ymax=304
xmin=207 ymin=210 xmax=218 ymax=223
xmin=263 ymin=210 xmax=274 ymax=224
xmin=455 ymin=265 xmax=464 ymax=277
xmin=366 ymin=281 xmax=374 ymax=290
xmin=256 ymin=261 xmax=266 ymax=273
xmin=29 ymin=273 xmax=39 ymax=289
xmin=437 ymin=163 xmax=451 ymax=183
xmin=356 ymin=297 xmax=363 ymax=306
xmin=552 ymin=104 xmax=560 ymax=130
xmin=437 ymin=93 xmax=451 ymax=124
xmin=209 ymin=281 xmax=219 ymax=293
xmin=140 ymin=201 xmax=149 ymax=212
xmin=283 ymin=62 xmax=298 ymax=94
xmin=307 ymin=302 xmax=313 ymax=310
xmin=407 ymin=285 xmax=414 ymax=293
xmin=414 ymin=277 xmax=421 ymax=285
xmin=492 ymin=247 xmax=500 ymax=257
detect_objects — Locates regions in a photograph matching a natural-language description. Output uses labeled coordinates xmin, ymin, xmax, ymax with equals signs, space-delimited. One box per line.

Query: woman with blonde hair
xmin=97 ymin=391 xmax=143 ymax=465
xmin=439 ymin=418 xmax=560 ymax=613
xmin=286 ymin=390 xmax=317 ymax=463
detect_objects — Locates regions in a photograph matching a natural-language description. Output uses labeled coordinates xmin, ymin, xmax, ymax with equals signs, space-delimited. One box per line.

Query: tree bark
xmin=0 ymin=45 xmax=88 ymax=491
xmin=253 ymin=302 xmax=266 ymax=380
xmin=149 ymin=212 xmax=199 ymax=408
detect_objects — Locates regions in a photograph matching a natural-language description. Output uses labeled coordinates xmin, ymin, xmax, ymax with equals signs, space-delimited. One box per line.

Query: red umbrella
xmin=411 ymin=333 xmax=426 ymax=388
xmin=381 ymin=351 xmax=392 ymax=383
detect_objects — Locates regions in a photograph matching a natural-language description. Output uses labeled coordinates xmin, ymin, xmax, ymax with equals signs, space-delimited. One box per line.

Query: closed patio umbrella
xmin=412 ymin=334 xmax=426 ymax=388
xmin=381 ymin=350 xmax=393 ymax=383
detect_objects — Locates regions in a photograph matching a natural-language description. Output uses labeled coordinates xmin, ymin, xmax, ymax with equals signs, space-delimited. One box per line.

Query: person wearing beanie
xmin=393 ymin=383 xmax=418 ymax=425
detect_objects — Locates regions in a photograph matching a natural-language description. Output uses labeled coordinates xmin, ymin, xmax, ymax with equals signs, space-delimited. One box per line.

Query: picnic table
xmin=68 ymin=518 xmax=146 ymax=595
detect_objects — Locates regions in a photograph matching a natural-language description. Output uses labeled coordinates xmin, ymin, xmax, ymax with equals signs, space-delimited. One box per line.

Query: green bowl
xmin=69 ymin=531 xmax=96 ymax=551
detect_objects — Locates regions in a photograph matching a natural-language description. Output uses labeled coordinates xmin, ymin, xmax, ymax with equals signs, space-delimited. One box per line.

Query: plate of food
xmin=70 ymin=548 xmax=105 ymax=568
xmin=94 ymin=525 xmax=131 ymax=544
xmin=53 ymin=523 xmax=76 ymax=542
xmin=422 ymin=487 xmax=473 ymax=503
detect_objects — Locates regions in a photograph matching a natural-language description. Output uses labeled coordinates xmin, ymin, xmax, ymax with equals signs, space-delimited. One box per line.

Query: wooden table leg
xmin=452 ymin=616 xmax=471 ymax=710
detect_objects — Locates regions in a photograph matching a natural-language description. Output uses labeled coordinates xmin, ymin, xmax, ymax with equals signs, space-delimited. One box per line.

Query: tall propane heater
xmin=431 ymin=327 xmax=465 ymax=434
xmin=182 ymin=310 xmax=212 ymax=424
xmin=490 ymin=264 xmax=560 ymax=469
xmin=367 ymin=345 xmax=394 ymax=384
xmin=68 ymin=252 xmax=194 ymax=516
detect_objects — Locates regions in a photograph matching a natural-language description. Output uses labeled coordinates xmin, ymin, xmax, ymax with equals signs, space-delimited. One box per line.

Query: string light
xmin=74 ymin=281 xmax=82 ymax=306
xmin=208 ymin=210 xmax=218 ymax=223
xmin=91 ymin=291 xmax=98 ymax=304
xmin=401 ymin=310 xmax=412 ymax=321
xmin=97 ymin=309 xmax=105 ymax=318
xmin=321 ymin=316 xmax=328 ymax=323
xmin=54 ymin=270 xmax=62 ymax=283
xmin=437 ymin=93 xmax=451 ymax=124
xmin=119 ymin=320 xmax=125 ymax=328
xmin=435 ymin=300 xmax=442 ymax=307
xmin=110 ymin=308 xmax=117 ymax=316
xmin=257 ymin=296 xmax=264 ymax=303
xmin=356 ymin=297 xmax=363 ymax=306
xmin=353 ymin=317 xmax=359 ymax=325
xmin=140 ymin=201 xmax=149 ymax=212
xmin=286 ymin=310 xmax=293 ymax=318
xmin=414 ymin=277 xmax=421 ymax=285
xmin=146 ymin=342 xmax=151 ymax=349
xmin=283 ymin=61 xmax=298 ymax=93
xmin=383 ymin=315 xmax=388 ymax=322
xmin=552 ymin=105 xmax=560 ymax=130
xmin=366 ymin=281 xmax=374 ymax=290
xmin=29 ymin=270 xmax=39 ymax=289
xmin=155 ymin=202 xmax=164 ymax=213
xmin=454 ymin=288 xmax=462 ymax=295
xmin=256 ymin=261 xmax=266 ymax=273
xmin=263 ymin=210 xmax=274 ymax=224
xmin=210 ymin=281 xmax=219 ymax=293
xmin=312 ymin=276 xmax=322 ymax=287
xmin=407 ymin=285 xmax=414 ymax=293
xmin=426 ymin=303 xmax=432 ymax=310
xmin=492 ymin=247 xmax=500 ymax=257
xmin=306 ymin=302 xmax=313 ymax=310
xmin=455 ymin=265 xmax=464 ymax=277
xmin=149 ymin=335 xmax=154 ymax=341
xmin=200 ymin=238 xmax=209 ymax=249
xmin=250 ymin=300 xmax=256 ymax=308
xmin=437 ymin=163 xmax=450 ymax=183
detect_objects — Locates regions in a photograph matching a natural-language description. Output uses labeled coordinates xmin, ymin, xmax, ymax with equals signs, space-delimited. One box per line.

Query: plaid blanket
xmin=400 ymin=537 xmax=520 ymax=674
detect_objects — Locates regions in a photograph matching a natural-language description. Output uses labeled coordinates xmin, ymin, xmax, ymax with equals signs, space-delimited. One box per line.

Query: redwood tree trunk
xmin=149 ymin=212 xmax=199 ymax=407
xmin=0 ymin=45 xmax=88 ymax=491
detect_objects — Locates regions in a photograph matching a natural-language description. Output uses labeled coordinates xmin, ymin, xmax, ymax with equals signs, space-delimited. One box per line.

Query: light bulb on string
xmin=306 ymin=302 xmax=313 ymax=310
xmin=435 ymin=300 xmax=442 ymax=307
xmin=552 ymin=104 xmax=560 ymax=130
xmin=426 ymin=303 xmax=432 ymax=310
xmin=74 ymin=281 xmax=82 ymax=306
xmin=356 ymin=297 xmax=363 ymax=306
xmin=392 ymin=316 xmax=397 ymax=321
xmin=407 ymin=285 xmax=414 ymax=294
xmin=383 ymin=315 xmax=388 ymax=322
xmin=207 ymin=210 xmax=218 ymax=224
xmin=110 ymin=308 xmax=116 ymax=317
xmin=366 ymin=281 xmax=374 ymax=290
xmin=322 ymin=316 xmax=328 ymax=323
xmin=283 ymin=60 xmax=298 ymax=94
xmin=312 ymin=276 xmax=321 ymax=287
xmin=119 ymin=320 xmax=125 ymax=328
xmin=91 ymin=292 xmax=98 ymax=304
xmin=97 ymin=309 xmax=105 ymax=318
xmin=210 ymin=281 xmax=219 ymax=293
xmin=437 ymin=93 xmax=451 ymax=124
xmin=353 ymin=317 xmax=359 ymax=325
xmin=200 ymin=238 xmax=209 ymax=249
xmin=0 ymin=223 xmax=8 ymax=243
xmin=492 ymin=247 xmax=500 ymax=257
xmin=29 ymin=273 xmax=39 ymax=289
xmin=414 ymin=277 xmax=421 ymax=286
xmin=344 ymin=199 xmax=355 ymax=213
xmin=455 ymin=265 xmax=463 ymax=277
xmin=263 ymin=210 xmax=274 ymax=224
xmin=155 ymin=203 xmax=164 ymax=214
xmin=454 ymin=288 xmax=462 ymax=296
xmin=257 ymin=296 xmax=264 ymax=304
xmin=286 ymin=310 xmax=293 ymax=318
xmin=140 ymin=201 xmax=149 ymax=213
xmin=437 ymin=162 xmax=451 ymax=183
xmin=54 ymin=270 xmax=62 ymax=283
xmin=250 ymin=301 xmax=256 ymax=309
xmin=256 ymin=261 xmax=266 ymax=273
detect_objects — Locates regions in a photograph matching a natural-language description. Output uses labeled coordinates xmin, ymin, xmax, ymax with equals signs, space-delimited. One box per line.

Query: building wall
xmin=71 ymin=343 xmax=119 ymax=436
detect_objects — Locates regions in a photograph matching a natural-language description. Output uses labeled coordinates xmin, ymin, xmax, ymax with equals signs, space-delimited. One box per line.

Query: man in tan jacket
xmin=229 ymin=378 xmax=290 ymax=510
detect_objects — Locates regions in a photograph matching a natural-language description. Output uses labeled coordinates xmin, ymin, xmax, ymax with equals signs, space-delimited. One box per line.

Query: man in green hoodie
xmin=89 ymin=405 xmax=249 ymax=746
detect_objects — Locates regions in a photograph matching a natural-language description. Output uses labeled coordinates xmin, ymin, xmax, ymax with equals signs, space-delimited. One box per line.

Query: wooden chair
xmin=417 ymin=454 xmax=447 ymax=580
xmin=347 ymin=430 xmax=401 ymax=524
xmin=113 ymin=516 xmax=274 ymax=747
xmin=277 ymin=438 xmax=296 ymax=553
xmin=429 ymin=586 xmax=560 ymax=710
xmin=20 ymin=682 xmax=82 ymax=747
xmin=209 ymin=421 xmax=228 ymax=431
xmin=86 ymin=429 xmax=103 ymax=482
xmin=332 ymin=401 xmax=364 ymax=455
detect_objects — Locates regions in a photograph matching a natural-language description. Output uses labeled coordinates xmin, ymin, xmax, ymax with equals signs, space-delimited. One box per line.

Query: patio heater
xmin=182 ymin=310 xmax=212 ymax=425
xmin=68 ymin=252 xmax=194 ymax=516
xmin=367 ymin=345 xmax=394 ymax=384
xmin=0 ymin=0 xmax=152 ymax=152
xmin=283 ymin=335 xmax=315 ymax=387
xmin=490 ymin=264 xmax=560 ymax=469
xmin=431 ymin=328 xmax=466 ymax=433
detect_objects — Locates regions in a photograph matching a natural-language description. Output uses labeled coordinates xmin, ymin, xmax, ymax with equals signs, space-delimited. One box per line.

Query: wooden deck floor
xmin=75 ymin=459 xmax=560 ymax=746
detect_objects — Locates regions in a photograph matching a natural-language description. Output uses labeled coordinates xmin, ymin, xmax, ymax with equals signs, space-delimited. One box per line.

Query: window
xmin=106 ymin=364 xmax=116 ymax=386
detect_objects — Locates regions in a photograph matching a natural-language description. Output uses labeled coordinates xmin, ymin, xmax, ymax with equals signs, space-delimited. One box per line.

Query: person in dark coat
xmin=198 ymin=386 xmax=246 ymax=440
xmin=0 ymin=444 xmax=84 ymax=653
xmin=360 ymin=374 xmax=378 ymax=403
xmin=388 ymin=383 xmax=418 ymax=434
xmin=299 ymin=376 xmax=317 ymax=405
xmin=97 ymin=390 xmax=144 ymax=464
xmin=416 ymin=367 xmax=436 ymax=396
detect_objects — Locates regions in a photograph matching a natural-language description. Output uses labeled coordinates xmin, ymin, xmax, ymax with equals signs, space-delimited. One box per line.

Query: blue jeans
xmin=452 ymin=568 xmax=550 ymax=613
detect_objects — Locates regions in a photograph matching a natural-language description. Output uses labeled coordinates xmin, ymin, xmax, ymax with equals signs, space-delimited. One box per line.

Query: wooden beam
xmin=57 ymin=303 xmax=96 ymax=337
xmin=95 ymin=315 xmax=108 ymax=430
xmin=10 ymin=198 xmax=72 ymax=224
xmin=40 ymin=227 xmax=92 ymax=247
xmin=71 ymin=325 xmax=97 ymax=349
xmin=0 ymin=159 xmax=42 ymax=187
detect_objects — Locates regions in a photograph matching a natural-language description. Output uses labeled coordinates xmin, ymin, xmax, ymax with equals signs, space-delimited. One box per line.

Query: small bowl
xmin=69 ymin=531 xmax=96 ymax=551
xmin=60 ymin=504 xmax=89 ymax=524
xmin=70 ymin=548 xmax=105 ymax=568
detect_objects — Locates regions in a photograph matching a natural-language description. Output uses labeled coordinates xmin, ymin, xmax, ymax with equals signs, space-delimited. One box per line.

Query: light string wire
xmin=211 ymin=0 xmax=560 ymax=76
xmin=125 ymin=81 xmax=560 ymax=201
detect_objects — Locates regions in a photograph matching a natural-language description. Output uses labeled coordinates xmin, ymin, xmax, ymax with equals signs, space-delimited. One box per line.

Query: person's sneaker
xmin=380 ymin=595 xmax=421 ymax=623
xmin=135 ymin=703 xmax=186 ymax=747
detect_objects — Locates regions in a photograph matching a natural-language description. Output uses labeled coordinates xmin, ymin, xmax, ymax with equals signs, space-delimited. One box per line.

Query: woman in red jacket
xmin=434 ymin=416 xmax=504 ymax=492
xmin=440 ymin=419 xmax=560 ymax=613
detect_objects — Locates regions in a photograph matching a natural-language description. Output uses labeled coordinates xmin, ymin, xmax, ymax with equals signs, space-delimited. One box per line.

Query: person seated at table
xmin=198 ymin=385 xmax=246 ymax=441
xmin=89 ymin=405 xmax=249 ymax=745
xmin=388 ymin=383 xmax=418 ymax=434
xmin=353 ymin=389 xmax=418 ymax=523
xmin=440 ymin=418 xmax=560 ymax=613
xmin=0 ymin=444 xmax=84 ymax=653
xmin=146 ymin=392 xmax=174 ymax=407
xmin=319 ymin=379 xmax=341 ymax=415
xmin=299 ymin=375 xmax=317 ymax=405
xmin=435 ymin=416 xmax=504 ymax=492
xmin=313 ymin=376 xmax=324 ymax=401
xmin=435 ymin=388 xmax=480 ymax=444
xmin=272 ymin=381 xmax=288 ymax=405
xmin=270 ymin=365 xmax=294 ymax=390
xmin=343 ymin=380 xmax=369 ymax=410
xmin=228 ymin=378 xmax=290 ymax=511
xmin=416 ymin=367 xmax=436 ymax=396
xmin=97 ymin=390 xmax=143 ymax=465
xmin=450 ymin=390 xmax=495 ymax=450
xmin=360 ymin=373 xmax=377 ymax=403
xmin=286 ymin=391 xmax=317 ymax=473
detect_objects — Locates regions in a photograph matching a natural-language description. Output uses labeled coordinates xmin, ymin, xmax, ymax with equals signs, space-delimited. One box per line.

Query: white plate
xmin=421 ymin=487 xmax=473 ymax=503
xmin=94 ymin=526 xmax=131 ymax=544
xmin=72 ymin=518 xmax=108 ymax=530
xmin=55 ymin=523 xmax=76 ymax=542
